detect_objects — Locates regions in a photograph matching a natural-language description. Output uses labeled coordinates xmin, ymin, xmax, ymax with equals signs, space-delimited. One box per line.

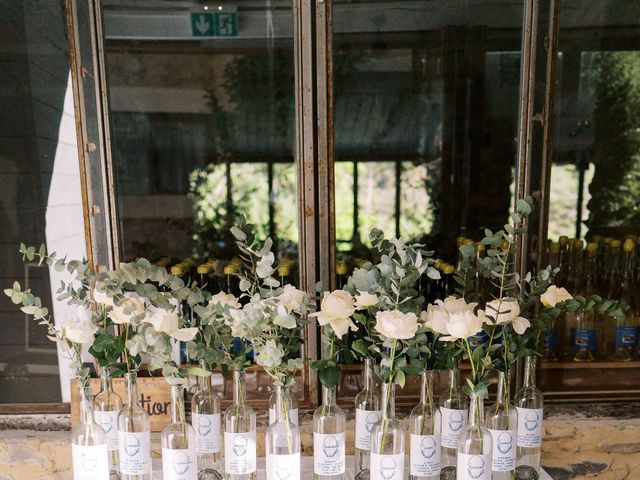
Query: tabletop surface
xmin=150 ymin=455 xmax=553 ymax=480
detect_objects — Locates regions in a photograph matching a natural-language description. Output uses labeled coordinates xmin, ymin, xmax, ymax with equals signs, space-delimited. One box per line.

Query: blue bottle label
xmin=469 ymin=330 xmax=489 ymax=350
xmin=571 ymin=328 xmax=596 ymax=351
xmin=615 ymin=326 xmax=638 ymax=348
xmin=543 ymin=329 xmax=557 ymax=349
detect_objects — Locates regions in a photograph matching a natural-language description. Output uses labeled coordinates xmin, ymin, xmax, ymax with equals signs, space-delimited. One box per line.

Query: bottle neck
xmin=198 ymin=360 xmax=212 ymax=392
xmin=322 ymin=386 xmax=336 ymax=406
xmin=468 ymin=392 xmax=484 ymax=427
xmin=448 ymin=366 xmax=460 ymax=395
xmin=420 ymin=370 xmax=435 ymax=406
xmin=232 ymin=370 xmax=246 ymax=405
xmin=363 ymin=358 xmax=374 ymax=390
xmin=496 ymin=370 xmax=509 ymax=405
xmin=623 ymin=251 xmax=634 ymax=283
xmin=523 ymin=356 xmax=537 ymax=389
xmin=80 ymin=385 xmax=95 ymax=425
xmin=381 ymin=382 xmax=395 ymax=420
xmin=170 ymin=385 xmax=185 ymax=424
xmin=125 ymin=371 xmax=139 ymax=406
xmin=274 ymin=385 xmax=290 ymax=423
xmin=100 ymin=367 xmax=112 ymax=394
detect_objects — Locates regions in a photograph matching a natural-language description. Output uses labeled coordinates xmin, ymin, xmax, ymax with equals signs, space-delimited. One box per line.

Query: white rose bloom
xmin=440 ymin=310 xmax=485 ymax=342
xmin=540 ymin=285 xmax=573 ymax=308
xmin=375 ymin=310 xmax=419 ymax=340
xmin=144 ymin=308 xmax=198 ymax=342
xmin=109 ymin=292 xmax=145 ymax=325
xmin=309 ymin=290 xmax=358 ymax=338
xmin=209 ymin=291 xmax=241 ymax=309
xmin=92 ymin=288 xmax=113 ymax=306
xmin=484 ymin=299 xmax=520 ymax=325
xmin=512 ymin=316 xmax=531 ymax=335
xmin=354 ymin=291 xmax=379 ymax=310
xmin=277 ymin=284 xmax=307 ymax=313
xmin=255 ymin=339 xmax=284 ymax=368
xmin=441 ymin=296 xmax=477 ymax=314
xmin=60 ymin=318 xmax=97 ymax=345
xmin=421 ymin=303 xmax=449 ymax=335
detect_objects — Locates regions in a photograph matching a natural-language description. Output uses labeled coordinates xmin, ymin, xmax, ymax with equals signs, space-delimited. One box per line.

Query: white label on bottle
xmin=95 ymin=410 xmax=119 ymax=451
xmin=410 ymin=434 xmax=441 ymax=476
xmin=440 ymin=407 xmax=468 ymax=449
xmin=456 ymin=453 xmax=491 ymax=480
xmin=314 ymin=432 xmax=345 ymax=475
xmin=488 ymin=429 xmax=516 ymax=472
xmin=192 ymin=413 xmax=221 ymax=453
xmin=162 ymin=448 xmax=197 ymax=480
xmin=118 ymin=431 xmax=152 ymax=475
xmin=516 ymin=408 xmax=543 ymax=448
xmin=224 ymin=431 xmax=257 ymax=474
xmin=269 ymin=407 xmax=299 ymax=426
xmin=370 ymin=453 xmax=404 ymax=480
xmin=72 ymin=443 xmax=109 ymax=480
xmin=355 ymin=408 xmax=381 ymax=450
xmin=266 ymin=452 xmax=300 ymax=480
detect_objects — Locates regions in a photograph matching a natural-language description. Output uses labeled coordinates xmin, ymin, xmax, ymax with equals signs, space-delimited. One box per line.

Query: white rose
xmin=309 ymin=290 xmax=358 ymax=338
xmin=440 ymin=310 xmax=485 ymax=342
xmin=92 ymin=288 xmax=113 ymax=306
xmin=255 ymin=339 xmax=284 ymax=368
xmin=144 ymin=308 xmax=198 ymax=342
xmin=375 ymin=310 xmax=419 ymax=340
xmin=109 ymin=292 xmax=145 ymax=325
xmin=355 ymin=291 xmax=379 ymax=310
xmin=60 ymin=318 xmax=97 ymax=345
xmin=209 ymin=291 xmax=241 ymax=309
xmin=484 ymin=299 xmax=520 ymax=325
xmin=540 ymin=285 xmax=573 ymax=308
xmin=441 ymin=296 xmax=477 ymax=314
xmin=278 ymin=284 xmax=307 ymax=313
xmin=421 ymin=303 xmax=449 ymax=335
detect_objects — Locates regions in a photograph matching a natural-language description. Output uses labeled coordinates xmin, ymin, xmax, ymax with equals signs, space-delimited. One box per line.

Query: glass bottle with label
xmin=409 ymin=370 xmax=441 ymax=480
xmin=485 ymin=371 xmax=517 ymax=479
xmin=118 ymin=371 xmax=152 ymax=480
xmin=514 ymin=356 xmax=544 ymax=479
xmin=162 ymin=385 xmax=197 ymax=480
xmin=608 ymin=239 xmax=639 ymax=361
xmin=438 ymin=366 xmax=468 ymax=480
xmin=269 ymin=386 xmax=299 ymax=426
xmin=265 ymin=383 xmax=301 ymax=480
xmin=570 ymin=242 xmax=599 ymax=361
xmin=224 ymin=370 xmax=257 ymax=480
xmin=354 ymin=358 xmax=381 ymax=480
xmin=313 ymin=386 xmax=346 ymax=480
xmin=73 ymin=384 xmax=109 ymax=480
xmin=542 ymin=242 xmax=561 ymax=361
xmin=370 ymin=382 xmax=404 ymax=480
xmin=192 ymin=361 xmax=222 ymax=480
xmin=456 ymin=390 xmax=492 ymax=480
xmin=560 ymin=239 xmax=583 ymax=359
xmin=94 ymin=366 xmax=123 ymax=479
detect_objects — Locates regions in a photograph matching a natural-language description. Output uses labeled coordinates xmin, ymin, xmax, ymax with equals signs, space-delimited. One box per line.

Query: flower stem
xmin=380 ymin=339 xmax=397 ymax=452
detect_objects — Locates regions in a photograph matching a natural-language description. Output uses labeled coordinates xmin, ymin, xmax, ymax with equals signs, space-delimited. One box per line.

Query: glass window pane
xmin=0 ymin=1 xmax=86 ymax=402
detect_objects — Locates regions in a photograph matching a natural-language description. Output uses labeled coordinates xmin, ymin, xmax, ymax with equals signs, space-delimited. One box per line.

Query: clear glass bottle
xmin=570 ymin=242 xmax=599 ymax=361
xmin=354 ymin=358 xmax=381 ymax=480
xmin=269 ymin=387 xmax=299 ymax=426
xmin=265 ymin=384 xmax=301 ymax=480
xmin=370 ymin=382 xmax=404 ymax=480
xmin=438 ymin=366 xmax=468 ymax=480
xmin=457 ymin=391 xmax=492 ymax=480
xmin=72 ymin=384 xmax=109 ymax=480
xmin=117 ymin=371 xmax=152 ymax=480
xmin=94 ymin=367 xmax=123 ymax=479
xmin=224 ymin=370 xmax=257 ymax=480
xmin=409 ymin=370 xmax=441 ymax=480
xmin=485 ymin=371 xmax=517 ymax=479
xmin=162 ymin=385 xmax=197 ymax=480
xmin=515 ymin=357 xmax=544 ymax=479
xmin=313 ymin=386 xmax=346 ymax=480
xmin=192 ymin=362 xmax=222 ymax=480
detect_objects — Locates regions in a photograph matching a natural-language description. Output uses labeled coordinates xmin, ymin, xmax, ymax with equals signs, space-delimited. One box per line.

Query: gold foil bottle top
xmin=456 ymin=236 xmax=467 ymax=247
xmin=336 ymin=262 xmax=348 ymax=276
xmin=278 ymin=265 xmax=290 ymax=277
xmin=197 ymin=265 xmax=210 ymax=275
xmin=623 ymin=238 xmax=635 ymax=252
xmin=462 ymin=238 xmax=474 ymax=246
xmin=549 ymin=242 xmax=560 ymax=253
xmin=434 ymin=259 xmax=444 ymax=270
xmin=573 ymin=239 xmax=584 ymax=250
xmin=170 ymin=265 xmax=183 ymax=276
xmin=611 ymin=239 xmax=622 ymax=249
xmin=559 ymin=235 xmax=569 ymax=247
xmin=442 ymin=264 xmax=455 ymax=275
xmin=223 ymin=264 xmax=236 ymax=275
xmin=587 ymin=242 xmax=598 ymax=255
xmin=476 ymin=242 xmax=485 ymax=252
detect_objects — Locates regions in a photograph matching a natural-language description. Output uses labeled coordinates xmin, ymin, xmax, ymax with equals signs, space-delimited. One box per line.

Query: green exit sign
xmin=191 ymin=11 xmax=237 ymax=37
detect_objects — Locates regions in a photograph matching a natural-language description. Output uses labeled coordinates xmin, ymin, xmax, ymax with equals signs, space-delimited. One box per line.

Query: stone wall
xmin=1 ymin=406 xmax=639 ymax=479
